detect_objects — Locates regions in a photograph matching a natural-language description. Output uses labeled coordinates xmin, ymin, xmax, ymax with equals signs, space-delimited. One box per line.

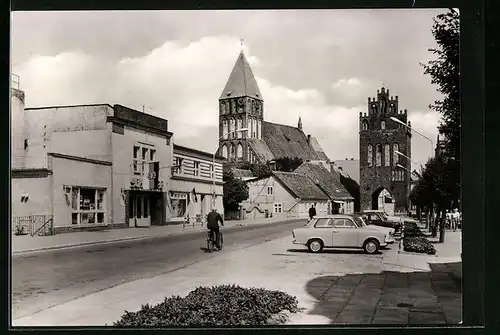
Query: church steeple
xmin=219 ymin=51 xmax=263 ymax=101
xmin=218 ymin=50 xmax=264 ymax=164
xmin=298 ymin=116 xmax=303 ymax=131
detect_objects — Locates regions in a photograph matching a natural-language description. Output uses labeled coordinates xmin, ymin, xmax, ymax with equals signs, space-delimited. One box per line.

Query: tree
xmin=237 ymin=162 xmax=272 ymax=178
xmin=421 ymin=8 xmax=460 ymax=201
xmin=223 ymin=170 xmax=249 ymax=212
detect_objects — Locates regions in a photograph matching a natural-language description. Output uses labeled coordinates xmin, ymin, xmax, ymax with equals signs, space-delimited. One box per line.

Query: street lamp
xmin=396 ymin=163 xmax=411 ymax=172
xmin=211 ymin=127 xmax=248 ymax=207
xmin=390 ymin=116 xmax=434 ymax=158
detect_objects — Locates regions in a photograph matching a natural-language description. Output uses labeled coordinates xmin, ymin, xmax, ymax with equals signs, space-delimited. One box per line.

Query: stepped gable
xmin=294 ymin=162 xmax=354 ymax=201
xmin=272 ymin=171 xmax=329 ymax=201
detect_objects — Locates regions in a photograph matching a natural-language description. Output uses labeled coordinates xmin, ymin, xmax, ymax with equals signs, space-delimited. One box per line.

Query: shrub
xmin=403 ymin=236 xmax=436 ymax=255
xmin=403 ymin=222 xmax=424 ymax=237
xmin=114 ymin=284 xmax=299 ymax=327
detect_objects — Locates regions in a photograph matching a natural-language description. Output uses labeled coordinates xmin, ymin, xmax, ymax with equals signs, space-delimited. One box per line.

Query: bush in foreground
xmin=403 ymin=222 xmax=424 ymax=237
xmin=114 ymin=285 xmax=299 ymax=327
xmin=403 ymin=236 xmax=436 ymax=255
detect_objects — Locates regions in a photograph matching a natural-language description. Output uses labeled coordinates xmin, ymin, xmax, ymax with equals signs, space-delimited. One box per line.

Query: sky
xmin=11 ymin=9 xmax=450 ymax=172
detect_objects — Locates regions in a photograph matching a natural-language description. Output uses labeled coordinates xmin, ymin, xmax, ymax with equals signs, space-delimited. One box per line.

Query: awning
xmin=333 ymin=200 xmax=345 ymax=204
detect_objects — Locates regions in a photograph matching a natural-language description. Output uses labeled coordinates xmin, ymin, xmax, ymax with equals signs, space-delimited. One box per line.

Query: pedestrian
xmin=308 ymin=204 xmax=316 ymax=220
xmin=445 ymin=210 xmax=452 ymax=230
xmin=452 ymin=208 xmax=460 ymax=231
xmin=206 ymin=207 xmax=224 ymax=249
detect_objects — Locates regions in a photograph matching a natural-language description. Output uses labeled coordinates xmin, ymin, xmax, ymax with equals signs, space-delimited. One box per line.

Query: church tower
xmin=359 ymin=87 xmax=412 ymax=213
xmin=218 ymin=51 xmax=264 ymax=163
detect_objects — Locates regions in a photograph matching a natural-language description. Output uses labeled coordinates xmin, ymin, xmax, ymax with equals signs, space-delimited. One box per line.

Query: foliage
xmin=223 ymin=170 xmax=249 ymax=212
xmin=237 ymin=162 xmax=272 ymax=178
xmin=420 ymin=8 xmax=460 ymax=207
xmin=114 ymin=285 xmax=300 ymax=327
xmin=403 ymin=236 xmax=436 ymax=255
xmin=271 ymin=157 xmax=304 ymax=172
xmin=409 ymin=154 xmax=459 ymax=212
xmin=403 ymin=221 xmax=425 ymax=237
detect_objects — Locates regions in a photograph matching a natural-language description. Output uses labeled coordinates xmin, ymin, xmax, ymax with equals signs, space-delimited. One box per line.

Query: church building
xmin=216 ymin=51 xmax=329 ymax=166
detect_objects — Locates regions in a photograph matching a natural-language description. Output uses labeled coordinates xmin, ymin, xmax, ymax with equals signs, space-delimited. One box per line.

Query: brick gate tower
xmin=359 ymin=87 xmax=412 ymax=213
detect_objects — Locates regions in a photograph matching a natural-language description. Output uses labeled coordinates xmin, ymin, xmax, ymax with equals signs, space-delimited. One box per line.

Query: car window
xmin=332 ymin=219 xmax=345 ymax=227
xmin=353 ymin=216 xmax=365 ymax=227
xmin=314 ymin=218 xmax=333 ymax=228
xmin=344 ymin=219 xmax=356 ymax=228
xmin=369 ymin=214 xmax=379 ymax=221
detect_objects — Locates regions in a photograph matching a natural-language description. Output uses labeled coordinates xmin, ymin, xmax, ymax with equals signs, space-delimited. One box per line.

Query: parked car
xmin=292 ymin=214 xmax=388 ymax=254
xmin=360 ymin=210 xmax=402 ymax=234
xmin=354 ymin=214 xmax=395 ymax=245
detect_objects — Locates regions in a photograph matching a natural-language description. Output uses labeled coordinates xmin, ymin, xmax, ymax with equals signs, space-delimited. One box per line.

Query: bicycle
xmin=206 ymin=230 xmax=224 ymax=253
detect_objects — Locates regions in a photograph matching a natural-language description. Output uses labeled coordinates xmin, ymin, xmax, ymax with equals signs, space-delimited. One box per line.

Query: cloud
xmin=12 ymin=9 xmax=447 ymax=166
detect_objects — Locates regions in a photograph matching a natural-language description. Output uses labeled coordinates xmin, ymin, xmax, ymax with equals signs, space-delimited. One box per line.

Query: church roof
xmin=307 ymin=136 xmax=330 ymax=161
xmin=262 ymin=122 xmax=324 ymax=162
xmin=219 ymin=51 xmax=263 ymax=101
xmin=294 ymin=162 xmax=353 ymax=200
xmin=247 ymin=138 xmax=275 ymax=162
xmin=272 ymin=171 xmax=330 ymax=201
xmin=231 ymin=168 xmax=254 ymax=179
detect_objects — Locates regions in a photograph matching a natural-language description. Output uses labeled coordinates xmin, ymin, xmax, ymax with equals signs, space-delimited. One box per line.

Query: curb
xmin=12 ymin=219 xmax=300 ymax=255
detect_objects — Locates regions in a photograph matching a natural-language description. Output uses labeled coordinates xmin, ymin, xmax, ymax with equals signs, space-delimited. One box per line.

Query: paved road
xmin=12 ymin=219 xmax=304 ymax=320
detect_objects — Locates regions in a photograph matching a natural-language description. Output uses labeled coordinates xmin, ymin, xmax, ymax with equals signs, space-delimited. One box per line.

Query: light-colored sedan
xmin=354 ymin=214 xmax=395 ymax=245
xmin=292 ymin=214 xmax=388 ymax=254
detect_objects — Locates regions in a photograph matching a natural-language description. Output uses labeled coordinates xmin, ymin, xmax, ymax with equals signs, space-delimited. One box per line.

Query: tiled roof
xmin=331 ymin=159 xmax=360 ymax=184
xmin=231 ymin=168 xmax=254 ymax=178
xmin=308 ymin=136 xmax=330 ymax=161
xmin=247 ymin=138 xmax=274 ymax=162
xmin=219 ymin=51 xmax=263 ymax=101
xmin=262 ymin=122 xmax=323 ymax=161
xmin=272 ymin=171 xmax=329 ymax=201
xmin=294 ymin=162 xmax=354 ymax=200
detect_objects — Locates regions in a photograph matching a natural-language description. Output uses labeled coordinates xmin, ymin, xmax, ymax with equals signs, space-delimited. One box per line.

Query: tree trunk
xmin=439 ymin=208 xmax=446 ymax=243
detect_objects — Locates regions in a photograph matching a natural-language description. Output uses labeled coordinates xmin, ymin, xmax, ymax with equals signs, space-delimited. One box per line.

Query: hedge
xmin=403 ymin=236 xmax=436 ymax=255
xmin=114 ymin=284 xmax=299 ymax=327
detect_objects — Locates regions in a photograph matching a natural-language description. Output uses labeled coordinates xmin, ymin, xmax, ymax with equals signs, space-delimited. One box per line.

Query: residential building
xmin=168 ymin=145 xmax=224 ymax=223
xmin=359 ymin=87 xmax=412 ymax=212
xmin=294 ymin=162 xmax=354 ymax=214
xmin=331 ymin=158 xmax=360 ymax=184
xmin=241 ymin=171 xmax=330 ymax=220
xmin=11 ymin=95 xmax=175 ymax=234
xmin=216 ymin=51 xmax=329 ymax=165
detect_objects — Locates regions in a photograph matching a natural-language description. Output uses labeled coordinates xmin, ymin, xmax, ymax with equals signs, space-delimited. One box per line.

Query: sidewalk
xmin=12 ymin=217 xmax=300 ymax=255
xmin=13 ymin=231 xmax=462 ymax=326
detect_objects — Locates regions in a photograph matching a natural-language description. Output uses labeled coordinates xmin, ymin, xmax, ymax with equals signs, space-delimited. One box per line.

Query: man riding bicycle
xmin=207 ymin=207 xmax=224 ymax=249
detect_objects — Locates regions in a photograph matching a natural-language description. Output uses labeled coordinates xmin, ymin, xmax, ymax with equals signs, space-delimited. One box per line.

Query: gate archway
xmin=371 ymin=187 xmax=394 ymax=214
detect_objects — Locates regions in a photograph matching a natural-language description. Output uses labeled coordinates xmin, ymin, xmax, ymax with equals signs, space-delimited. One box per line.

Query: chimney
xmin=307 ymin=135 xmax=311 ymax=144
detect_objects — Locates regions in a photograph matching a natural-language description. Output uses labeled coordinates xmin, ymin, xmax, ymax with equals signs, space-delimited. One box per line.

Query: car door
xmin=313 ymin=218 xmax=334 ymax=247
xmin=332 ymin=218 xmax=359 ymax=247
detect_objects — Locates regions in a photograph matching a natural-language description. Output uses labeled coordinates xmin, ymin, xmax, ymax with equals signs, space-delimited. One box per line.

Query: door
xmin=136 ymin=195 xmax=151 ymax=227
xmin=332 ymin=218 xmax=360 ymax=247
xmin=128 ymin=194 xmax=151 ymax=227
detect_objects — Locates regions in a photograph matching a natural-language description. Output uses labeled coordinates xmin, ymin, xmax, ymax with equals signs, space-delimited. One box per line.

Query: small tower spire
xmin=298 ymin=116 xmax=303 ymax=131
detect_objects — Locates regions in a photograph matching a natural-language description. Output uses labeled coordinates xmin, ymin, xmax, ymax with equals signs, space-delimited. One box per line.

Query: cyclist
xmin=207 ymin=207 xmax=224 ymax=249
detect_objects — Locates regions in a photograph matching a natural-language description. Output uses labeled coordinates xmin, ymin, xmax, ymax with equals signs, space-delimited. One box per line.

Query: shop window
xmin=70 ymin=187 xmax=106 ymax=225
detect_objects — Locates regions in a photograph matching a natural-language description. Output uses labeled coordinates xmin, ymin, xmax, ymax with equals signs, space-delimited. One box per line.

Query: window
xmin=393 ymin=143 xmax=399 ymax=165
xmin=362 ymin=120 xmax=368 ymax=131
xmin=367 ymin=144 xmax=373 ymax=167
xmin=237 ymin=119 xmax=243 ymax=138
xmin=230 ymin=144 xmax=235 ymax=159
xmin=193 ymin=161 xmax=200 ymax=176
xmin=174 ymin=157 xmax=183 ymax=173
xmin=314 ymin=218 xmax=333 ymax=228
xmin=273 ymin=203 xmax=283 ymax=213
xmin=384 ymin=144 xmax=390 ymax=166
xmin=70 ymin=187 xmax=106 ymax=225
xmin=376 ymin=144 xmax=382 ymax=167
xmin=237 ymin=143 xmax=243 ymax=160
xmin=150 ymin=149 xmax=156 ymax=162
xmin=223 ymin=120 xmax=228 ymax=139
xmin=332 ymin=219 xmax=346 ymax=227
xmin=133 ymin=146 xmax=140 ymax=174
xmin=381 ymin=121 xmax=386 ymax=130
xmin=222 ymin=145 xmax=228 ymax=159
xmin=267 ymin=186 xmax=274 ymax=195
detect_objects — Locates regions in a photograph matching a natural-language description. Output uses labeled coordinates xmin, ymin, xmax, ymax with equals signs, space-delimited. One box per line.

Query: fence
xmin=12 ymin=214 xmax=54 ymax=236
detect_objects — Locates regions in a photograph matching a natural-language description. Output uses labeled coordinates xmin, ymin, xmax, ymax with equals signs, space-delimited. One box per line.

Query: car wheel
xmin=308 ymin=239 xmax=324 ymax=253
xmin=363 ymin=239 xmax=379 ymax=254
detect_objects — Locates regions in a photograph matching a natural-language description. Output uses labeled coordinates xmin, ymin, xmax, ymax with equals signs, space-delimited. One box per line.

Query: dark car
xmin=357 ymin=211 xmax=402 ymax=234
